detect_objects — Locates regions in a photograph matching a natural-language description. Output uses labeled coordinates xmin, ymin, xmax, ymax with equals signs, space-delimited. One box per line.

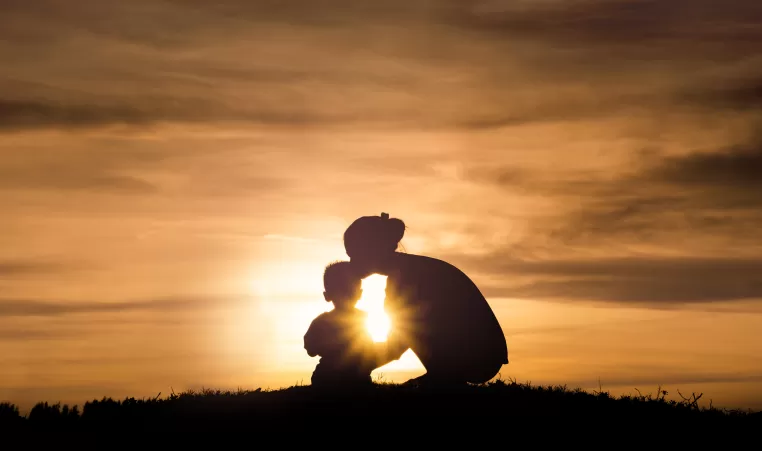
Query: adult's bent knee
xmin=464 ymin=360 xmax=505 ymax=384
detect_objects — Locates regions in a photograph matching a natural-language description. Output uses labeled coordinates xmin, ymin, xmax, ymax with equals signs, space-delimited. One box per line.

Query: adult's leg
xmin=463 ymin=358 xmax=504 ymax=384
xmin=417 ymin=337 xmax=504 ymax=385
xmin=414 ymin=343 xmax=471 ymax=387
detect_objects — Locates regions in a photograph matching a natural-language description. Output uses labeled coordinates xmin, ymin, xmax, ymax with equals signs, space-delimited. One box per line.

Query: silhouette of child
xmin=304 ymin=261 xmax=399 ymax=389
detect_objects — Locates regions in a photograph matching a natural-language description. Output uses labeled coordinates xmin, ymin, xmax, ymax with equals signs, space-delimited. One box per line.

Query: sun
xmin=355 ymin=274 xmax=390 ymax=342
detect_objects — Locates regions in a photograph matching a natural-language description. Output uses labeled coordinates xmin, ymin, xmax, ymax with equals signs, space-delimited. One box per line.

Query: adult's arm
xmin=372 ymin=335 xmax=408 ymax=368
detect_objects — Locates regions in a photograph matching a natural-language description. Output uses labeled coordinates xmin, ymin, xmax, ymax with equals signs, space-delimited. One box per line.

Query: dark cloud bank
xmin=460 ymin=141 xmax=762 ymax=305
xmin=2 ymin=0 xmax=761 ymax=131
xmin=0 ymin=296 xmax=233 ymax=317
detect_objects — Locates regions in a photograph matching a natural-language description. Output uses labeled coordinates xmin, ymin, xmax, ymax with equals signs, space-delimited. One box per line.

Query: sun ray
xmin=355 ymin=274 xmax=390 ymax=342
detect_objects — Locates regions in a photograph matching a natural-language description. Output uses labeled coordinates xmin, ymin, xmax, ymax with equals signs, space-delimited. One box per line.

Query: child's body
xmin=304 ymin=261 xmax=398 ymax=388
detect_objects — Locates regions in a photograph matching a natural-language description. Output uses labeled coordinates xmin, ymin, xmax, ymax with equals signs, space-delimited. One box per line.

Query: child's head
xmin=323 ymin=261 xmax=362 ymax=309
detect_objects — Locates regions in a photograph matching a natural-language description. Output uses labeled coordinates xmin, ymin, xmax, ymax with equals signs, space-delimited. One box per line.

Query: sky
xmin=2 ymin=0 xmax=762 ymax=413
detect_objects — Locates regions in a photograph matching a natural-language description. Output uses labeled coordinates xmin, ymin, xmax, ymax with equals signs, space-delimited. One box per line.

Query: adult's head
xmin=343 ymin=213 xmax=406 ymax=275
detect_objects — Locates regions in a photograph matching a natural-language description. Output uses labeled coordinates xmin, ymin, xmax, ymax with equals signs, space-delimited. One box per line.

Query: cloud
xmin=0 ymin=132 xmax=168 ymax=194
xmin=2 ymin=0 xmax=760 ymax=136
xmin=678 ymin=79 xmax=762 ymax=112
xmin=453 ymin=131 xmax=762 ymax=309
xmin=468 ymin=131 xmax=762 ymax=248
xmin=0 ymin=98 xmax=367 ymax=131
xmin=0 ymin=296 xmax=239 ymax=317
xmin=0 ymin=261 xmax=64 ymax=276
xmin=0 ymin=126 xmax=295 ymax=196
xmin=501 ymin=277 xmax=762 ymax=304
xmin=569 ymin=143 xmax=762 ymax=241
xmin=0 ymin=99 xmax=154 ymax=130
xmin=458 ymin=0 xmax=762 ymax=50
xmin=451 ymin=0 xmax=762 ymax=125
xmin=442 ymin=252 xmax=762 ymax=304
xmin=0 ymin=2 xmax=459 ymax=132
xmin=0 ymin=169 xmax=157 ymax=194
xmin=650 ymin=145 xmax=762 ymax=193
xmin=0 ymin=329 xmax=75 ymax=341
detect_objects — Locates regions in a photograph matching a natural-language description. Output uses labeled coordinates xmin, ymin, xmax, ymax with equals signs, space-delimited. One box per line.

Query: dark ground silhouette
xmin=2 ymin=380 xmax=760 ymax=438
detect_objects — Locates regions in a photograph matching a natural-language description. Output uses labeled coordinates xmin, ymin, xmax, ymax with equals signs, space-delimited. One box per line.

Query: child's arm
xmin=304 ymin=318 xmax=326 ymax=357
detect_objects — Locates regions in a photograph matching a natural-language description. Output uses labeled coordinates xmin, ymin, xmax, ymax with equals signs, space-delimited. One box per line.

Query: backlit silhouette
xmin=304 ymin=261 xmax=404 ymax=388
xmin=343 ymin=213 xmax=509 ymax=386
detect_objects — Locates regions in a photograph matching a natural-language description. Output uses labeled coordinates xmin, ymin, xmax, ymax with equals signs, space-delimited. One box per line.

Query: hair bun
xmin=384 ymin=217 xmax=406 ymax=244
xmin=343 ymin=214 xmax=406 ymax=257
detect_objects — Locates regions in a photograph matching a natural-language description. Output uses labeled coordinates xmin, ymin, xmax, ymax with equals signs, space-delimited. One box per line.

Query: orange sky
xmin=2 ymin=0 xmax=762 ymax=413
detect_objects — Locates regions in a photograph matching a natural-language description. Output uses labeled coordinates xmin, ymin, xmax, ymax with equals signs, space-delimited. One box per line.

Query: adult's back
xmin=385 ymin=252 xmax=508 ymax=384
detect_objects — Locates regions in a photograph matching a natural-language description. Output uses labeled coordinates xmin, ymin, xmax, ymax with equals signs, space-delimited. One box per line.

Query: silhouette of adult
xmin=344 ymin=213 xmax=509 ymax=386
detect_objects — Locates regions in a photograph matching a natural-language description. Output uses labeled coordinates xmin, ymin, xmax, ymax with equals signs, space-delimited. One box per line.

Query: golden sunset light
xmin=356 ymin=274 xmax=392 ymax=342
xmin=355 ymin=273 xmax=427 ymax=376
xmin=2 ymin=0 xmax=762 ymax=421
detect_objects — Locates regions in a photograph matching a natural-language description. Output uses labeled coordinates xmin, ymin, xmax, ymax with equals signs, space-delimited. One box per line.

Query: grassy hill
xmin=2 ymin=379 xmax=760 ymax=435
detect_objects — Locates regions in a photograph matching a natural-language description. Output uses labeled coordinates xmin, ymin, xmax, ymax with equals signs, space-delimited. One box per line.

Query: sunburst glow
xmin=355 ymin=274 xmax=390 ymax=342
